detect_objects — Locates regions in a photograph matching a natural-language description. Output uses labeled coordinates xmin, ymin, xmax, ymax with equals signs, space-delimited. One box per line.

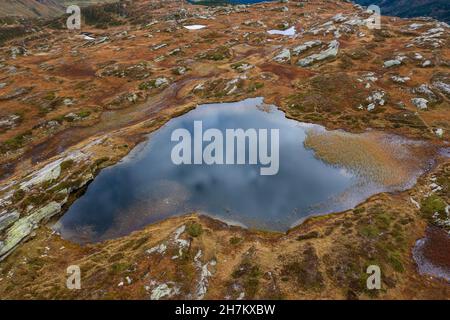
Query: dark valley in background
xmin=354 ymin=0 xmax=449 ymax=24
xmin=0 ymin=0 xmax=449 ymax=23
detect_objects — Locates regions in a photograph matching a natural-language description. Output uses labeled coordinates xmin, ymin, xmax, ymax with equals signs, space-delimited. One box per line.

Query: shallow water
xmin=56 ymin=98 xmax=407 ymax=243
xmin=413 ymin=226 xmax=450 ymax=282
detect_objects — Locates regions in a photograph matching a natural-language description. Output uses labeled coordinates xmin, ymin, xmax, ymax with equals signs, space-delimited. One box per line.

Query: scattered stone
xmin=332 ymin=13 xmax=347 ymax=23
xmin=414 ymin=26 xmax=446 ymax=48
xmin=0 ymin=87 xmax=32 ymax=101
xmin=231 ymin=62 xmax=253 ymax=73
xmin=168 ymin=48 xmax=181 ymax=56
xmin=292 ymin=40 xmax=322 ymax=56
xmin=146 ymin=243 xmax=167 ymax=255
xmin=173 ymin=66 xmax=187 ymax=75
xmin=414 ymin=84 xmax=439 ymax=102
xmin=152 ymin=43 xmax=167 ymax=51
xmin=150 ymin=283 xmax=180 ymax=300
xmin=297 ymin=40 xmax=339 ymax=67
xmin=422 ymin=60 xmax=433 ymax=67
xmin=0 ymin=114 xmax=21 ymax=130
xmin=411 ymin=97 xmax=428 ymax=109
xmin=366 ymin=90 xmax=386 ymax=108
xmin=391 ymin=75 xmax=411 ymax=84
xmin=361 ymin=72 xmax=378 ymax=83
xmin=409 ymin=23 xmax=424 ymax=30
xmin=45 ymin=120 xmax=60 ymax=129
xmin=384 ymin=59 xmax=401 ymax=68
xmin=0 ymin=202 xmax=62 ymax=259
xmin=10 ymin=47 xmax=27 ymax=59
xmin=410 ymin=197 xmax=421 ymax=209
xmin=434 ymin=128 xmax=444 ymax=138
xmin=243 ymin=20 xmax=266 ymax=28
xmin=432 ymin=81 xmax=450 ymax=98
xmin=273 ymin=48 xmax=291 ymax=63
xmin=413 ymin=53 xmax=423 ymax=60
xmin=154 ymin=77 xmax=169 ymax=88
xmin=366 ymin=103 xmax=376 ymax=111
xmin=63 ymin=98 xmax=75 ymax=106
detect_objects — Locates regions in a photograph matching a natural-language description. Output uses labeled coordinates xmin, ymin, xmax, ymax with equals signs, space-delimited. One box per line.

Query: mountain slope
xmin=354 ymin=0 xmax=450 ymax=23
xmin=0 ymin=0 xmax=118 ymax=18
xmin=0 ymin=0 xmax=63 ymax=18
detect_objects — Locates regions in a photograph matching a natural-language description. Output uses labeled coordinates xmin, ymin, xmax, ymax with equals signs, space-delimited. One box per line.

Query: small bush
xmin=204 ymin=46 xmax=230 ymax=61
xmin=60 ymin=159 xmax=74 ymax=171
xmin=0 ymin=130 xmax=32 ymax=153
xmin=77 ymin=111 xmax=91 ymax=118
xmin=229 ymin=236 xmax=242 ymax=245
xmin=388 ymin=253 xmax=404 ymax=273
xmin=296 ymin=231 xmax=320 ymax=241
xmin=110 ymin=262 xmax=131 ymax=274
xmin=186 ymin=223 xmax=203 ymax=237
xmin=12 ymin=189 xmax=26 ymax=203
xmin=359 ymin=225 xmax=380 ymax=238
xmin=420 ymin=194 xmax=446 ymax=220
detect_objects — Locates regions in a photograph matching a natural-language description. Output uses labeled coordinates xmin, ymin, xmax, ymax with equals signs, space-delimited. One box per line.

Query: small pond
xmin=55 ymin=98 xmax=416 ymax=243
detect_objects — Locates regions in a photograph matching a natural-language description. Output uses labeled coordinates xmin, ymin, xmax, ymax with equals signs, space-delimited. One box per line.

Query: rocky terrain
xmin=0 ymin=0 xmax=449 ymax=299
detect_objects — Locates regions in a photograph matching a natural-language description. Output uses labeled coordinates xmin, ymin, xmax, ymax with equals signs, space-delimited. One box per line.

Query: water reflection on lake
xmin=56 ymin=98 xmax=395 ymax=243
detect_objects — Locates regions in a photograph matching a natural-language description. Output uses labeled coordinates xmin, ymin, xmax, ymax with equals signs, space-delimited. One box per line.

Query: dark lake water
xmin=55 ymin=98 xmax=387 ymax=243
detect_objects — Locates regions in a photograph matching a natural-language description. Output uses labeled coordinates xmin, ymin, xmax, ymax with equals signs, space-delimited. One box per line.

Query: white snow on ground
xmin=267 ymin=26 xmax=296 ymax=36
xmin=183 ymin=25 xmax=206 ymax=30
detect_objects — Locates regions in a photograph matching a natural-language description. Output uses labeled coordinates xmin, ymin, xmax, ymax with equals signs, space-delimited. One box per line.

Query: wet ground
xmin=413 ymin=226 xmax=450 ymax=282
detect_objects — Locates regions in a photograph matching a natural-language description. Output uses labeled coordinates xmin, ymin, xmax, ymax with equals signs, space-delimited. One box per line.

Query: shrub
xmin=12 ymin=189 xmax=26 ymax=203
xmin=296 ymin=231 xmax=320 ymax=241
xmin=0 ymin=26 xmax=27 ymax=45
xmin=77 ymin=111 xmax=91 ymax=119
xmin=388 ymin=253 xmax=405 ymax=273
xmin=229 ymin=236 xmax=242 ymax=245
xmin=186 ymin=223 xmax=203 ymax=237
xmin=359 ymin=225 xmax=380 ymax=238
xmin=60 ymin=159 xmax=74 ymax=171
xmin=420 ymin=194 xmax=446 ymax=220
xmin=0 ymin=130 xmax=32 ymax=153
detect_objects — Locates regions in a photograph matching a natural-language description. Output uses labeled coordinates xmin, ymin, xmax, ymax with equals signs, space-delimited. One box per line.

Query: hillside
xmin=0 ymin=0 xmax=118 ymax=18
xmin=0 ymin=0 xmax=63 ymax=18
